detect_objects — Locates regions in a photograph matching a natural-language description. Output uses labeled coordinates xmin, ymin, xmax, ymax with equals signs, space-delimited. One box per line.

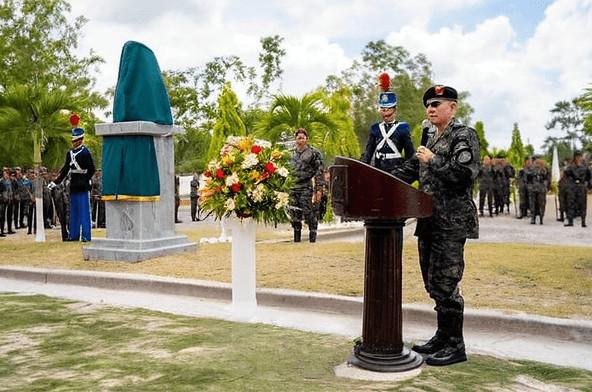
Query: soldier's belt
xmin=70 ymin=169 xmax=88 ymax=174
xmin=375 ymin=152 xmax=401 ymax=159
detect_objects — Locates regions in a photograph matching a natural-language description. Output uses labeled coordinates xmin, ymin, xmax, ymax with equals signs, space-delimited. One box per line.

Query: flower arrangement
xmin=198 ymin=135 xmax=293 ymax=224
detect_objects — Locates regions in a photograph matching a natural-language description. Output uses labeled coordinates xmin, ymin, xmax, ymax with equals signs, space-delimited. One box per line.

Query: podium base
xmin=348 ymin=346 xmax=423 ymax=373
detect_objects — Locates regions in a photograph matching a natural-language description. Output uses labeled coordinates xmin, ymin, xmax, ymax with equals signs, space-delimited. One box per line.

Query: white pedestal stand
xmin=230 ymin=218 xmax=257 ymax=310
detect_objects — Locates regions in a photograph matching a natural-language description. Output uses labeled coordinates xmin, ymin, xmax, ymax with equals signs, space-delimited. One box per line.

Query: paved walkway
xmin=1 ymin=266 xmax=591 ymax=372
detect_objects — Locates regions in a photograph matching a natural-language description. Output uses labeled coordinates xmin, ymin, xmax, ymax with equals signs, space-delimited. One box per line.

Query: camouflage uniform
xmin=174 ymin=175 xmax=181 ymax=223
xmin=492 ymin=160 xmax=505 ymax=214
xmin=52 ymin=179 xmax=70 ymax=241
xmin=17 ymin=173 xmax=32 ymax=228
xmin=564 ymin=162 xmax=591 ymax=227
xmin=190 ymin=176 xmax=199 ymax=221
xmin=392 ymin=118 xmax=480 ymax=355
xmin=289 ymin=144 xmax=325 ymax=242
xmin=1 ymin=171 xmax=15 ymax=235
xmin=516 ymin=164 xmax=531 ymax=219
xmin=558 ymin=171 xmax=568 ymax=222
xmin=478 ymin=162 xmax=494 ymax=216
xmin=503 ymin=163 xmax=515 ymax=214
xmin=526 ymin=165 xmax=549 ymax=224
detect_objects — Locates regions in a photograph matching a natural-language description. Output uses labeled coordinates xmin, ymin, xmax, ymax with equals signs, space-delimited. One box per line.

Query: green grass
xmin=0 ymin=294 xmax=591 ymax=391
xmin=1 ymin=228 xmax=591 ymax=318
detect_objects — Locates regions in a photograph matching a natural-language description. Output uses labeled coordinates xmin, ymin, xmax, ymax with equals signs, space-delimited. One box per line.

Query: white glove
xmin=47 ymin=181 xmax=57 ymax=190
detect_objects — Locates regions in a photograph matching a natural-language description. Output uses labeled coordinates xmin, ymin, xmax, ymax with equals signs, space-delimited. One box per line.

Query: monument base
xmin=82 ymin=236 xmax=196 ymax=262
xmin=334 ymin=362 xmax=421 ymax=382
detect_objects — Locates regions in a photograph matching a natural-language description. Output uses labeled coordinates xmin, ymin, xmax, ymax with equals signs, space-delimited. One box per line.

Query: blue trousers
xmin=69 ymin=191 xmax=91 ymax=242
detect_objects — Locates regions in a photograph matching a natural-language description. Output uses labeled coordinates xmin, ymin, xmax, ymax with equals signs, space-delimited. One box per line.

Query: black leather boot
xmin=565 ymin=219 xmax=574 ymax=227
xmin=530 ymin=217 xmax=536 ymax=224
xmin=309 ymin=230 xmax=317 ymax=243
xmin=539 ymin=216 xmax=543 ymax=225
xmin=582 ymin=218 xmax=587 ymax=228
xmin=412 ymin=312 xmax=447 ymax=354
xmin=293 ymin=230 xmax=301 ymax=242
xmin=426 ymin=313 xmax=467 ymax=366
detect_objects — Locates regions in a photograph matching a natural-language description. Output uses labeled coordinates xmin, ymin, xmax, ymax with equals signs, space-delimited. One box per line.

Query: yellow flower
xmin=222 ymin=154 xmax=234 ymax=166
xmin=271 ymin=150 xmax=283 ymax=160
xmin=237 ymin=137 xmax=252 ymax=152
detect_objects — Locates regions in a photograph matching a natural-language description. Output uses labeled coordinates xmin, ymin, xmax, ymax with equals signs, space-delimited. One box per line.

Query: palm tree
xmin=0 ymin=84 xmax=76 ymax=241
xmin=255 ymin=92 xmax=337 ymax=145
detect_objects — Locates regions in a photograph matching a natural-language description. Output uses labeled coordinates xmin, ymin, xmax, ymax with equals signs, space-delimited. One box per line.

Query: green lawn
xmin=1 ymin=227 xmax=591 ymax=318
xmin=1 ymin=294 xmax=591 ymax=391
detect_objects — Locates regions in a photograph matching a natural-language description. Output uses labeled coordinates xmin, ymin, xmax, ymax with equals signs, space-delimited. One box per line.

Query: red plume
xmin=69 ymin=113 xmax=80 ymax=127
xmin=378 ymin=72 xmax=390 ymax=92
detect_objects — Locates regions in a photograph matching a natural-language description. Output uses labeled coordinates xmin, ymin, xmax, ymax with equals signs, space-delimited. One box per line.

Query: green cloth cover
xmin=103 ymin=41 xmax=172 ymax=199
xmin=102 ymin=135 xmax=160 ymax=198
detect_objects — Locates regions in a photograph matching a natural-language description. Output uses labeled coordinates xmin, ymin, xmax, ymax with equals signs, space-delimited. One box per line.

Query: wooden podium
xmin=330 ymin=156 xmax=432 ymax=372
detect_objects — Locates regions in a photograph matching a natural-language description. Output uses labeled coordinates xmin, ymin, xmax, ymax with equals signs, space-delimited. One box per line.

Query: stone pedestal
xmin=230 ymin=218 xmax=257 ymax=309
xmin=83 ymin=121 xmax=196 ymax=262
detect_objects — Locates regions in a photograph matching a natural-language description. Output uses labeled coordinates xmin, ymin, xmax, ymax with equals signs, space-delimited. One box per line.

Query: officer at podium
xmin=391 ymin=85 xmax=480 ymax=366
xmin=362 ymin=73 xmax=415 ymax=173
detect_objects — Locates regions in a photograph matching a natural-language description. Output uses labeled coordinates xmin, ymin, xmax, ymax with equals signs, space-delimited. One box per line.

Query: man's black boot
xmin=293 ymin=230 xmax=301 ymax=242
xmin=582 ymin=218 xmax=587 ymax=228
xmin=539 ymin=216 xmax=543 ymax=225
xmin=309 ymin=230 xmax=317 ymax=243
xmin=425 ymin=314 xmax=467 ymax=366
xmin=565 ymin=219 xmax=574 ymax=227
xmin=412 ymin=312 xmax=447 ymax=354
xmin=530 ymin=217 xmax=536 ymax=224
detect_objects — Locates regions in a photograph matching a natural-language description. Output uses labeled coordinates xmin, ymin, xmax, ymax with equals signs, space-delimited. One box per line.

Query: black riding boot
xmin=565 ymin=218 xmax=574 ymax=227
xmin=309 ymin=230 xmax=317 ymax=243
xmin=582 ymin=218 xmax=587 ymax=228
xmin=426 ymin=313 xmax=467 ymax=366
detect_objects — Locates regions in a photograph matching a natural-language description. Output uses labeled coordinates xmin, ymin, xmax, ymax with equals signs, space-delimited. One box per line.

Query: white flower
xmin=241 ymin=153 xmax=259 ymax=169
xmin=226 ymin=135 xmax=241 ymax=145
xmin=198 ymin=178 xmax=209 ymax=191
xmin=250 ymin=184 xmax=266 ymax=202
xmin=225 ymin=173 xmax=239 ymax=187
xmin=255 ymin=139 xmax=272 ymax=149
xmin=274 ymin=191 xmax=290 ymax=209
xmin=207 ymin=160 xmax=219 ymax=171
xmin=224 ymin=198 xmax=236 ymax=211
xmin=277 ymin=166 xmax=289 ymax=177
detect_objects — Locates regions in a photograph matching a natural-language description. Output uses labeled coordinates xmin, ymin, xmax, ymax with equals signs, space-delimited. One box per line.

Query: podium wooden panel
xmin=330 ymin=157 xmax=432 ymax=372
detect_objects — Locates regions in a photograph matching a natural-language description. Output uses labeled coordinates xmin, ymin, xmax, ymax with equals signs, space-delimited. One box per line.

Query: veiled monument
xmin=83 ymin=41 xmax=196 ymax=261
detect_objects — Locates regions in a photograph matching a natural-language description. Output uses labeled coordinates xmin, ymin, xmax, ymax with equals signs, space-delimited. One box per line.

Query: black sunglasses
xmin=427 ymin=100 xmax=443 ymax=108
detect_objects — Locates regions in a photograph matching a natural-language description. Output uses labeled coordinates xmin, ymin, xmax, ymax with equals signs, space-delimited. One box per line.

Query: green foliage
xmin=325 ymin=40 xmax=474 ymax=152
xmin=317 ymin=87 xmax=360 ymax=160
xmin=545 ymin=99 xmax=589 ymax=152
xmin=0 ymin=84 xmax=84 ymax=169
xmin=206 ymin=83 xmax=247 ymax=163
xmin=255 ymin=91 xmax=336 ymax=145
xmin=473 ymin=121 xmax=489 ymax=159
xmin=507 ymin=122 xmax=526 ymax=168
xmin=575 ymin=83 xmax=592 ymax=153
xmin=0 ymin=0 xmax=107 ymax=169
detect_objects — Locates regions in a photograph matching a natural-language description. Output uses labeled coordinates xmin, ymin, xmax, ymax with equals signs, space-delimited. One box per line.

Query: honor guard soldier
xmin=362 ymin=72 xmax=415 ymax=173
xmin=516 ymin=157 xmax=532 ymax=219
xmin=49 ymin=114 xmax=96 ymax=241
xmin=527 ymin=157 xmax=550 ymax=225
xmin=392 ymin=85 xmax=480 ymax=366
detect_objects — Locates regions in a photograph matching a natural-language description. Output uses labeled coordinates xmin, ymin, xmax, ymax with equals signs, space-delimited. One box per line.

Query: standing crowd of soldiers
xmin=0 ymin=166 xmax=105 ymax=239
xmin=478 ymin=157 xmax=515 ymax=217
xmin=558 ymin=151 xmax=591 ymax=227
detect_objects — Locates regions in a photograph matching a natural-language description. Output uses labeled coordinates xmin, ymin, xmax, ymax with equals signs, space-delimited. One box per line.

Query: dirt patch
xmin=510 ymin=375 xmax=579 ymax=392
xmin=65 ymin=302 xmax=108 ymax=314
xmin=0 ymin=333 xmax=38 ymax=356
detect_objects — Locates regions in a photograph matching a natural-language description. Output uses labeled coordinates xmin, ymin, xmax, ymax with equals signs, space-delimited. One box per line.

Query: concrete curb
xmin=1 ymin=265 xmax=591 ymax=344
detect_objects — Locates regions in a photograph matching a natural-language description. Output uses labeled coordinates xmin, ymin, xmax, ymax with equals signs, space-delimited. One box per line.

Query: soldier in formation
xmin=478 ymin=156 xmax=495 ymax=217
xmin=0 ymin=167 xmax=16 ymax=236
xmin=91 ymin=169 xmax=105 ymax=228
xmin=516 ymin=157 xmax=532 ymax=219
xmin=526 ymin=158 xmax=550 ymax=225
xmin=289 ymin=128 xmax=325 ymax=243
xmin=563 ymin=151 xmax=591 ymax=227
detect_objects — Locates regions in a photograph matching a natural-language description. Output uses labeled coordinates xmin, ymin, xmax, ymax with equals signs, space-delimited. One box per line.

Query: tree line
xmin=1 ymin=0 xmax=591 ymax=174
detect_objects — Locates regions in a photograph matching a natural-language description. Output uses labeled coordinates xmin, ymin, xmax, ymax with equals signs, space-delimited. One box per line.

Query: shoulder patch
xmin=457 ymin=150 xmax=473 ymax=164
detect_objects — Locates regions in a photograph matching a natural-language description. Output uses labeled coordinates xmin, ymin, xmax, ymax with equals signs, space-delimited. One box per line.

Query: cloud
xmin=386 ymin=0 xmax=592 ymax=151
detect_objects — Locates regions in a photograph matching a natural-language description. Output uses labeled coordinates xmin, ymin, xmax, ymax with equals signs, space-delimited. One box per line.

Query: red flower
xmin=204 ymin=170 xmax=212 ymax=177
xmin=264 ymin=162 xmax=276 ymax=174
xmin=230 ymin=183 xmax=241 ymax=193
xmin=251 ymin=145 xmax=262 ymax=154
xmin=215 ymin=168 xmax=225 ymax=179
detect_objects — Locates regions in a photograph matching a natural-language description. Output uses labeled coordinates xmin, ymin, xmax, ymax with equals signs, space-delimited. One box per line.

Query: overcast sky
xmin=69 ymin=0 xmax=592 ymax=152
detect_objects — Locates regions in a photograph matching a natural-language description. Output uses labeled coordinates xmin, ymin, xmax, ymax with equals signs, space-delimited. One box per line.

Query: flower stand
xmin=230 ymin=218 xmax=257 ymax=308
